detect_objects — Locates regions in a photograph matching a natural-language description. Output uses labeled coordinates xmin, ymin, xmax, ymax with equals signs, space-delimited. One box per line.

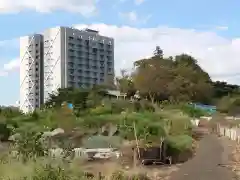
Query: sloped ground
xmin=225 ymin=136 xmax=240 ymax=178
xmin=169 ymin=134 xmax=236 ymax=180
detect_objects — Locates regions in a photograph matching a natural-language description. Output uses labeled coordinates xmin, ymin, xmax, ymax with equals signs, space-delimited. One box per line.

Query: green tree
xmin=133 ymin=55 xmax=174 ymax=103
xmin=116 ymin=69 xmax=136 ymax=96
xmin=172 ymin=54 xmax=213 ymax=103
xmin=153 ymin=45 xmax=163 ymax=58
xmin=212 ymin=81 xmax=240 ymax=99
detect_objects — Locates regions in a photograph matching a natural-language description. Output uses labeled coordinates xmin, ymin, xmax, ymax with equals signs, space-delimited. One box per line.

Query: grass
xmin=0 ymin=101 xmax=197 ymax=179
xmin=0 ymin=155 xmax=181 ymax=180
xmin=0 ymin=156 xmax=158 ymax=179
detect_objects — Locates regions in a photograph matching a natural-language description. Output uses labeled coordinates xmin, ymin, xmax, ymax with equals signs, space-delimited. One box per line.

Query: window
xmin=68 ymin=43 xmax=74 ymax=47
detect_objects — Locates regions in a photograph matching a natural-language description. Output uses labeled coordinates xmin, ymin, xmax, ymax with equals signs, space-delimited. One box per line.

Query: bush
xmin=14 ymin=131 xmax=46 ymax=162
xmin=82 ymin=135 xmax=122 ymax=149
xmin=166 ymin=135 xmax=193 ymax=155
xmin=111 ymin=100 xmax=133 ymax=113
xmin=181 ymin=104 xmax=205 ymax=118
xmin=0 ymin=123 xmax=11 ymax=141
xmin=89 ymin=106 xmax=112 ymax=115
xmin=80 ymin=114 xmax=122 ymax=130
xmin=31 ymin=164 xmax=70 ymax=180
xmin=140 ymin=100 xmax=155 ymax=112
xmin=217 ymin=96 xmax=232 ymax=113
xmin=133 ymin=101 xmax=141 ymax=112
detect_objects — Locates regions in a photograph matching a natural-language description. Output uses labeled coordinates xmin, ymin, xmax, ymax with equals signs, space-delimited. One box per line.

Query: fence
xmin=217 ymin=124 xmax=240 ymax=143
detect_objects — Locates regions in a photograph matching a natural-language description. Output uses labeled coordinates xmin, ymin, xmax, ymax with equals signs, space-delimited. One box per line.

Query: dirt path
xmin=169 ymin=134 xmax=236 ymax=180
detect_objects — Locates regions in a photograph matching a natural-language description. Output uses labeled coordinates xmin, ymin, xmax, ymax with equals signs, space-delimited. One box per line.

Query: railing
xmin=217 ymin=124 xmax=240 ymax=143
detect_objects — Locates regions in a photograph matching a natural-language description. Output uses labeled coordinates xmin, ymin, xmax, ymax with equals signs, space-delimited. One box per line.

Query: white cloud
xmin=0 ymin=38 xmax=19 ymax=48
xmin=0 ymin=71 xmax=8 ymax=76
xmin=0 ymin=0 xmax=98 ymax=16
xmin=215 ymin=26 xmax=228 ymax=31
xmin=0 ymin=58 xmax=19 ymax=76
xmin=134 ymin=0 xmax=145 ymax=5
xmin=2 ymin=23 xmax=240 ymax=84
xmin=118 ymin=0 xmax=145 ymax=5
xmin=119 ymin=11 xmax=151 ymax=24
xmin=74 ymin=23 xmax=240 ymax=84
xmin=119 ymin=11 xmax=138 ymax=22
xmin=3 ymin=58 xmax=19 ymax=71
xmin=0 ymin=38 xmax=20 ymax=76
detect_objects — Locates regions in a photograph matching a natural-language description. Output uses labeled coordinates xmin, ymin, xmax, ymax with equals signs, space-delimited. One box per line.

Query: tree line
xmin=115 ymin=46 xmax=240 ymax=105
xmin=31 ymin=46 xmax=240 ymax=115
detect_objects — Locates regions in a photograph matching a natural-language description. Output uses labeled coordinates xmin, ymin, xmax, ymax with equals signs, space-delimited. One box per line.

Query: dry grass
xmin=0 ymin=154 xmax=181 ymax=179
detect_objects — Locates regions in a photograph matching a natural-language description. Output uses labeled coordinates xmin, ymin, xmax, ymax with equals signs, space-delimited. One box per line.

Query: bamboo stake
xmin=133 ymin=121 xmax=140 ymax=159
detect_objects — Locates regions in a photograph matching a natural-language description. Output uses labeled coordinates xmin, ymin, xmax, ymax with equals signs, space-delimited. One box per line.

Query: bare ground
xmin=169 ymin=134 xmax=236 ymax=180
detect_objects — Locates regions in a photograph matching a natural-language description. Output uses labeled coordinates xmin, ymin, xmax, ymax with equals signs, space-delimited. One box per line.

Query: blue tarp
xmin=67 ymin=103 xmax=73 ymax=109
xmin=191 ymin=103 xmax=216 ymax=113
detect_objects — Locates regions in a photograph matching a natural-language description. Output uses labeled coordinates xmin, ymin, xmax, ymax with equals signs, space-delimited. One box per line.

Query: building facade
xmin=19 ymin=34 xmax=44 ymax=113
xmin=20 ymin=26 xmax=114 ymax=113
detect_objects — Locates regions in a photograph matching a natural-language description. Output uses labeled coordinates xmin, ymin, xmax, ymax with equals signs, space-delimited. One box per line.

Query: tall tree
xmin=133 ymin=56 xmax=173 ymax=102
xmin=153 ymin=46 xmax=163 ymax=58
xmin=116 ymin=69 xmax=136 ymax=96
xmin=133 ymin=49 xmax=213 ymax=103
xmin=212 ymin=81 xmax=240 ymax=99
xmin=172 ymin=54 xmax=213 ymax=103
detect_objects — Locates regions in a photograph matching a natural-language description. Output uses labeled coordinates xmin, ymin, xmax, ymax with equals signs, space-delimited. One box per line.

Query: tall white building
xmin=20 ymin=26 xmax=114 ymax=113
xmin=20 ymin=34 xmax=44 ymax=113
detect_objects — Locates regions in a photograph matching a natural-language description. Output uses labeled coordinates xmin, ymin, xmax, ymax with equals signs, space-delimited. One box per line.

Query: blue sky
xmin=1 ymin=0 xmax=240 ymax=105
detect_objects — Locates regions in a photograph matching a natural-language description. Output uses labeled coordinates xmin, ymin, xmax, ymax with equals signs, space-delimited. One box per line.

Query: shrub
xmin=0 ymin=123 xmax=11 ymax=141
xmin=89 ymin=106 xmax=112 ymax=116
xmin=181 ymin=104 xmax=205 ymax=118
xmin=133 ymin=101 xmax=141 ymax=112
xmin=82 ymin=135 xmax=122 ymax=149
xmin=31 ymin=164 xmax=69 ymax=180
xmin=111 ymin=100 xmax=133 ymax=113
xmin=166 ymin=135 xmax=193 ymax=155
xmin=14 ymin=131 xmax=46 ymax=162
xmin=140 ymin=100 xmax=155 ymax=112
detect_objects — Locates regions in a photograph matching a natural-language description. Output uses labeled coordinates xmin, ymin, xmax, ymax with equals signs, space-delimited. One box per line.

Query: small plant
xmin=111 ymin=171 xmax=127 ymax=180
xmin=32 ymin=164 xmax=69 ymax=180
xmin=129 ymin=173 xmax=151 ymax=180
xmin=14 ymin=131 xmax=46 ymax=162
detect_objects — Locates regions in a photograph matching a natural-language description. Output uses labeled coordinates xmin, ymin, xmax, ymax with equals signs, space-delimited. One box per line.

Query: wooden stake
xmin=133 ymin=121 xmax=140 ymax=159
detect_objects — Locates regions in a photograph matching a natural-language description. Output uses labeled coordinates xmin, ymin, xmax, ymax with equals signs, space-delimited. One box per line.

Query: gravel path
xmin=169 ymin=134 xmax=236 ymax=180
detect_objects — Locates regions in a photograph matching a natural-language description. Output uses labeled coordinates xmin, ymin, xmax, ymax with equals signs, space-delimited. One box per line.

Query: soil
xmin=169 ymin=134 xmax=236 ymax=180
xmin=224 ymin=136 xmax=240 ymax=178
